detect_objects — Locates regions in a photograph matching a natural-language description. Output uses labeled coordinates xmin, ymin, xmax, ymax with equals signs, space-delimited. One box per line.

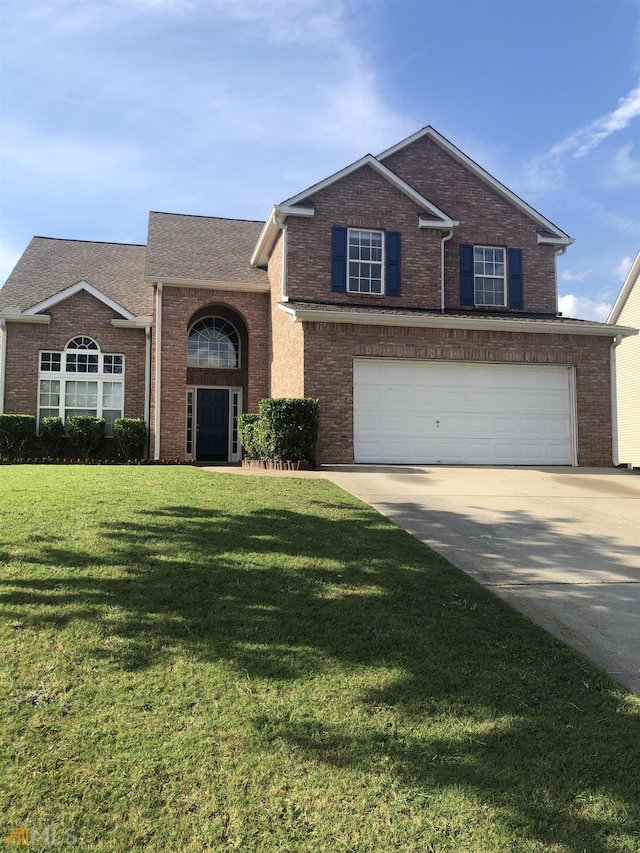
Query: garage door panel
xmin=353 ymin=359 xmax=574 ymax=465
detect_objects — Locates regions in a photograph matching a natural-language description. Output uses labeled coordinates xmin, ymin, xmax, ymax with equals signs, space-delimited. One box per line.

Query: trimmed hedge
xmin=113 ymin=418 xmax=147 ymax=461
xmin=67 ymin=416 xmax=105 ymax=461
xmin=239 ymin=398 xmax=319 ymax=466
xmin=40 ymin=416 xmax=66 ymax=458
xmin=236 ymin=413 xmax=263 ymax=460
xmin=0 ymin=414 xmax=36 ymax=459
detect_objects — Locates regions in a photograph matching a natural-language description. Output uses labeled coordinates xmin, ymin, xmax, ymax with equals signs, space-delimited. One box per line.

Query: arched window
xmin=65 ymin=336 xmax=99 ymax=373
xmin=188 ymin=318 xmax=239 ymax=369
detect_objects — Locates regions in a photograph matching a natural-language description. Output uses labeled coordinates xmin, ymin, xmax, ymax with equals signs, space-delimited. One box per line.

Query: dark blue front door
xmin=196 ymin=389 xmax=229 ymax=462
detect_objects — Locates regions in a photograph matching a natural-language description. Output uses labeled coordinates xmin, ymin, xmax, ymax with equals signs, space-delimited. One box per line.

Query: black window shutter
xmin=508 ymin=248 xmax=523 ymax=309
xmin=460 ymin=244 xmax=474 ymax=306
xmin=331 ymin=227 xmax=347 ymax=293
xmin=385 ymin=232 xmax=401 ymax=296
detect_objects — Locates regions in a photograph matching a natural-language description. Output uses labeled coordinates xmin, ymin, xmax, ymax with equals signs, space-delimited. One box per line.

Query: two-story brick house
xmin=0 ymin=126 xmax=633 ymax=465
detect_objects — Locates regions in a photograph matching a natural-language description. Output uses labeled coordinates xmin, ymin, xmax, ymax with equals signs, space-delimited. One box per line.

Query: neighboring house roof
xmin=377 ymin=126 xmax=573 ymax=246
xmin=145 ymin=212 xmax=269 ymax=289
xmin=608 ymin=249 xmax=640 ymax=324
xmin=280 ymin=300 xmax=635 ymax=337
xmin=0 ymin=237 xmax=150 ymax=317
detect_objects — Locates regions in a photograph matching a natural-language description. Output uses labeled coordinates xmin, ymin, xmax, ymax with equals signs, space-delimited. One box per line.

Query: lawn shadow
xmin=1 ymin=475 xmax=639 ymax=850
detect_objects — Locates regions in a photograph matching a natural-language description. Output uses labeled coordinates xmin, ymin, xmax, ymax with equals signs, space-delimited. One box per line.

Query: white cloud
xmin=561 ymin=270 xmax=589 ymax=282
xmin=524 ymin=79 xmax=640 ymax=192
xmin=615 ymin=255 xmax=634 ymax=281
xmin=609 ymin=143 xmax=640 ymax=185
xmin=558 ymin=293 xmax=612 ymax=322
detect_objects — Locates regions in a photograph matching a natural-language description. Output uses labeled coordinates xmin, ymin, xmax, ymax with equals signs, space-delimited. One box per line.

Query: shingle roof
xmin=0 ymin=237 xmax=150 ymax=316
xmin=144 ymin=212 xmax=269 ymax=285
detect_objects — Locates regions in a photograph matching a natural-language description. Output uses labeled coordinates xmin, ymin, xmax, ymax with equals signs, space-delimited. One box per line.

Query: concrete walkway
xmin=204 ymin=464 xmax=640 ymax=695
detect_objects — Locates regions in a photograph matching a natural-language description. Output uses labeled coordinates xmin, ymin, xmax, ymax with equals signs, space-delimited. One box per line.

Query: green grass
xmin=1 ymin=466 xmax=638 ymax=852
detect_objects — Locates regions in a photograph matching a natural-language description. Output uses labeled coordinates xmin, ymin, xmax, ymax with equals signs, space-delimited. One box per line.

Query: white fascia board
xmin=23 ymin=280 xmax=137 ymax=320
xmin=250 ymin=205 xmax=315 ymax=268
xmin=537 ymin=232 xmax=574 ymax=246
xmin=143 ymin=276 xmax=270 ymax=292
xmin=0 ymin=311 xmax=50 ymax=324
xmin=608 ymin=248 xmax=640 ymax=324
xmin=281 ymin=154 xmax=453 ymax=222
xmin=379 ymin=126 xmax=573 ymax=245
xmin=278 ymin=302 xmax=637 ymax=338
xmin=112 ymin=316 xmax=153 ymax=329
xmin=419 ymin=215 xmax=459 ymax=229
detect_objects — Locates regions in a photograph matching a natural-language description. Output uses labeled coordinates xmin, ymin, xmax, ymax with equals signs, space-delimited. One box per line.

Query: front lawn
xmin=1 ymin=466 xmax=638 ymax=851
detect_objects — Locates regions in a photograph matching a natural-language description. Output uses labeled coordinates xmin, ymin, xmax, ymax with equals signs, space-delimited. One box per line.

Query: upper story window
xmin=474 ymin=246 xmax=506 ymax=306
xmin=331 ymin=227 xmax=401 ymax=297
xmin=460 ymin=244 xmax=523 ymax=310
xmin=37 ymin=337 xmax=124 ymax=436
xmin=348 ymin=229 xmax=383 ymax=294
xmin=187 ymin=318 xmax=239 ymax=369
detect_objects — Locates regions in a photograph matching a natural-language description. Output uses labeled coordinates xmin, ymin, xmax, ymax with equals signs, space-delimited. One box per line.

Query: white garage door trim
xmin=353 ymin=358 xmax=577 ymax=466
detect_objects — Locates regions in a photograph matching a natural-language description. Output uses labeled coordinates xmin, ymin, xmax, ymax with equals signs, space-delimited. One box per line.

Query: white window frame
xmin=347 ymin=228 xmax=384 ymax=295
xmin=474 ymin=245 xmax=507 ymax=307
xmin=37 ymin=337 xmax=125 ymax=437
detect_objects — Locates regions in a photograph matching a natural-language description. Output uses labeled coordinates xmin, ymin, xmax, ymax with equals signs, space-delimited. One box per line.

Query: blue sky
xmin=1 ymin=0 xmax=639 ymax=320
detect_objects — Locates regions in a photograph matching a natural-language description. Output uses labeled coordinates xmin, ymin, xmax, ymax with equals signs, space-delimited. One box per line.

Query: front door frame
xmin=186 ymin=386 xmax=242 ymax=463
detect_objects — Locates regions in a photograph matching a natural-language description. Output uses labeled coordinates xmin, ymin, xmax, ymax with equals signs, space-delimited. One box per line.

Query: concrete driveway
xmin=323 ymin=466 xmax=640 ymax=696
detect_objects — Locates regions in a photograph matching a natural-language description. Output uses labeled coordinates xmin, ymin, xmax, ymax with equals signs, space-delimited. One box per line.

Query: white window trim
xmin=37 ymin=341 xmax=125 ymax=436
xmin=474 ymin=245 xmax=507 ymax=307
xmin=347 ymin=228 xmax=385 ymax=295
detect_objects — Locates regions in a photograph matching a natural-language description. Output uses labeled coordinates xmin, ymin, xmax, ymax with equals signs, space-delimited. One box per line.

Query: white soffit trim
xmin=249 ymin=205 xmax=316 ymax=269
xmin=277 ymin=302 xmax=637 ymax=338
xmin=378 ymin=126 xmax=573 ymax=246
xmin=23 ymin=280 xmax=137 ymax=320
xmin=143 ymin=276 xmax=270 ymax=292
xmin=0 ymin=310 xmax=50 ymax=324
xmin=112 ymin=316 xmax=153 ymax=329
xmin=608 ymin=248 xmax=640 ymax=324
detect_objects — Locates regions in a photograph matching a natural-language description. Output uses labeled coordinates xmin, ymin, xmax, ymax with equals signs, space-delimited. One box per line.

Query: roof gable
xmin=378 ymin=126 xmax=573 ymax=246
xmin=24 ymin=280 xmax=137 ymax=320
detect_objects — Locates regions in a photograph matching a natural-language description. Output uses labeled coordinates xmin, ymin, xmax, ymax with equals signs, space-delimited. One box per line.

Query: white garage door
xmin=353 ymin=359 xmax=575 ymax=465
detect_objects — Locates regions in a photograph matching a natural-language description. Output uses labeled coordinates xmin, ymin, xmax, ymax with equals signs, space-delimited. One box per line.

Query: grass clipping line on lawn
xmin=0 ymin=466 xmax=638 ymax=852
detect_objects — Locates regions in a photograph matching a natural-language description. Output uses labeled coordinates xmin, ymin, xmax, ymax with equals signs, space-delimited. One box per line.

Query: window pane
xmin=65 ymin=381 xmax=98 ymax=409
xmin=39 ymin=379 xmax=60 ymax=408
xmin=40 ymin=352 xmax=61 ymax=372
xmin=347 ymin=230 xmax=384 ymax=294
xmin=103 ymin=355 xmax=123 ymax=374
xmin=102 ymin=382 xmax=123 ymax=410
xmin=187 ymin=318 xmax=239 ymax=368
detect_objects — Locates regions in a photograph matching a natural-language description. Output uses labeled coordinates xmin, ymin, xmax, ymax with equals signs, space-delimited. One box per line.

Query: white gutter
xmin=610 ymin=333 xmax=623 ymax=467
xmin=272 ymin=212 xmax=288 ymax=300
xmin=0 ymin=311 xmax=50 ymax=325
xmin=440 ymin=230 xmax=453 ymax=312
xmin=144 ymin=325 xmax=152 ymax=460
xmin=0 ymin=319 xmax=6 ymax=415
xmin=154 ymin=283 xmax=163 ymax=461
xmin=142 ymin=277 xmax=270 ymax=292
xmin=554 ymin=246 xmax=568 ymax=316
xmin=278 ymin=302 xmax=637 ymax=337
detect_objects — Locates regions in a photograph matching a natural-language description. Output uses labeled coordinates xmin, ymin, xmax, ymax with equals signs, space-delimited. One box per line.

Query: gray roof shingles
xmin=144 ymin=212 xmax=268 ymax=285
xmin=0 ymin=237 xmax=151 ymax=316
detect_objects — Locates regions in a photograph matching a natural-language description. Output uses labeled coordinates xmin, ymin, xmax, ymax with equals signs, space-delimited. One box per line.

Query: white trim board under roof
xmin=378 ymin=126 xmax=574 ymax=247
xmin=23 ymin=280 xmax=137 ymax=321
xmin=143 ymin=276 xmax=270 ymax=292
xmin=251 ymin=154 xmax=458 ymax=268
xmin=608 ymin=248 xmax=640 ymax=324
xmin=278 ymin=302 xmax=636 ymax=338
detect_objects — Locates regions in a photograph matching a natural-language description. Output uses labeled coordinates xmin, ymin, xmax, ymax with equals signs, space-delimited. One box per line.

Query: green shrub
xmin=113 ymin=418 xmax=147 ymax=461
xmin=67 ymin=416 xmax=105 ymax=460
xmin=0 ymin=414 xmax=36 ymax=459
xmin=237 ymin=413 xmax=264 ymax=460
xmin=257 ymin=398 xmax=319 ymax=465
xmin=39 ymin=417 xmax=66 ymax=458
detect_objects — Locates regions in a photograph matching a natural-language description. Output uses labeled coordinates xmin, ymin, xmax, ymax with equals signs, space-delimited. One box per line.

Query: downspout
xmin=154 ymin=283 xmax=163 ymax=461
xmin=440 ymin=230 xmax=453 ymax=312
xmin=273 ymin=212 xmax=288 ymax=300
xmin=610 ymin=333 xmax=623 ymax=467
xmin=144 ymin=325 xmax=152 ymax=460
xmin=554 ymin=246 xmax=568 ymax=315
xmin=0 ymin=319 xmax=6 ymax=415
